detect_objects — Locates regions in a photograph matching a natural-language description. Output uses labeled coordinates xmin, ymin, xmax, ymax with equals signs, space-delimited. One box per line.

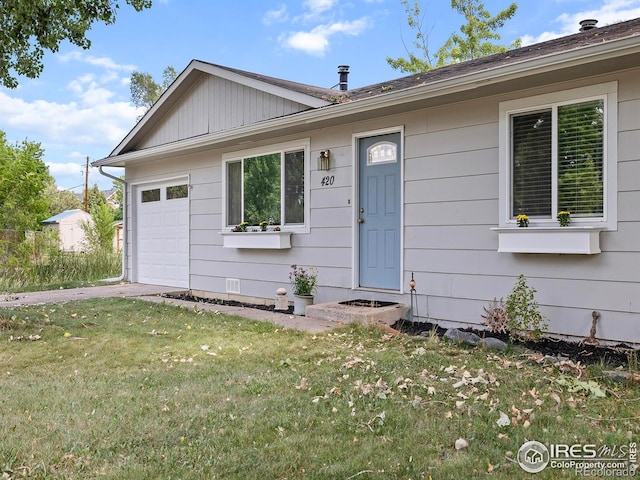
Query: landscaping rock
xmin=480 ymin=337 xmax=508 ymax=351
xmin=602 ymin=371 xmax=640 ymax=383
xmin=444 ymin=328 xmax=481 ymax=346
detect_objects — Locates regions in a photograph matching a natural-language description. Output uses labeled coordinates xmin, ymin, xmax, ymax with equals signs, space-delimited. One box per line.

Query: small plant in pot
xmin=231 ymin=222 xmax=249 ymax=232
xmin=289 ymin=264 xmax=318 ymax=315
xmin=557 ymin=211 xmax=571 ymax=227
xmin=516 ymin=214 xmax=529 ymax=227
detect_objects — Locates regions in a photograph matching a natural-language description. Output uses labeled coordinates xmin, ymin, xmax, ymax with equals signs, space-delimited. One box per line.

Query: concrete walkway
xmin=0 ymin=283 xmax=341 ymax=334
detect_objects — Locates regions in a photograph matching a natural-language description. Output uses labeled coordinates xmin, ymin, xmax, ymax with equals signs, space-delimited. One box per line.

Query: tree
xmin=130 ymin=66 xmax=178 ymax=112
xmin=87 ymin=184 xmax=107 ymax=212
xmin=82 ymin=203 xmax=117 ymax=252
xmin=387 ymin=0 xmax=520 ymax=74
xmin=386 ymin=0 xmax=436 ymax=72
xmin=0 ymin=131 xmax=52 ymax=234
xmin=435 ymin=0 xmax=520 ymax=67
xmin=0 ymin=0 xmax=153 ymax=89
xmin=45 ymin=183 xmax=83 ymax=216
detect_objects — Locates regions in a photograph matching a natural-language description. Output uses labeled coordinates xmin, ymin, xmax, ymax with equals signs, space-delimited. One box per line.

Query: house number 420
xmin=320 ymin=175 xmax=335 ymax=187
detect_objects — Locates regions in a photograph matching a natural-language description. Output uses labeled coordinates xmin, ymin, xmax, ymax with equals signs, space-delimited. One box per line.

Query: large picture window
xmin=225 ymin=145 xmax=306 ymax=228
xmin=499 ymin=83 xmax=617 ymax=229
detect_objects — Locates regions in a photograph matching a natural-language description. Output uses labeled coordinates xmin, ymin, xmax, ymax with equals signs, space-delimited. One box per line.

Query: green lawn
xmin=1 ymin=298 xmax=638 ymax=479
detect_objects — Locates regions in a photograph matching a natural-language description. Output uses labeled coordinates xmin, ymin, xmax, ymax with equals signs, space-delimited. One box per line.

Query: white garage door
xmin=136 ymin=180 xmax=189 ymax=288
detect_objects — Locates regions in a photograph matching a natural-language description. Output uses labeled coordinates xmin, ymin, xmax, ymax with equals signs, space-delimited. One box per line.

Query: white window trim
xmin=221 ymin=138 xmax=311 ymax=234
xmin=498 ymin=82 xmax=618 ymax=231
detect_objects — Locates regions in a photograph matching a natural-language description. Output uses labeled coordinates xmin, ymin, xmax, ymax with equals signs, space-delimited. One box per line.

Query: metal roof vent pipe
xmin=579 ymin=19 xmax=598 ymax=31
xmin=338 ymin=65 xmax=349 ymax=91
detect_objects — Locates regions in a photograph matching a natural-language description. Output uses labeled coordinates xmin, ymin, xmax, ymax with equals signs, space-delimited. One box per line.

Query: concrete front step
xmin=305 ymin=301 xmax=409 ymax=326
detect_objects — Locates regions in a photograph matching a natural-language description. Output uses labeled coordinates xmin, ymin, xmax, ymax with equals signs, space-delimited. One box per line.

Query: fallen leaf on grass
xmin=496 ymin=411 xmax=511 ymax=427
xmin=454 ymin=438 xmax=469 ymax=450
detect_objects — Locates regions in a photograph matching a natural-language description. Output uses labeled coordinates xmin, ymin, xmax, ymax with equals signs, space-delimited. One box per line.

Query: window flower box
xmin=492 ymin=226 xmax=603 ymax=254
xmin=221 ymin=231 xmax=292 ymax=249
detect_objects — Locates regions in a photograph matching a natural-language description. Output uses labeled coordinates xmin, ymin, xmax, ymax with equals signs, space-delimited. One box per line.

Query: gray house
xmin=95 ymin=18 xmax=640 ymax=345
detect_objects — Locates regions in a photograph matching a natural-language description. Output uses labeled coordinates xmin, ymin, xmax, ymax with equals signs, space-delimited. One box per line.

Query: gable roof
xmin=95 ymin=17 xmax=640 ymax=168
xmin=109 ymin=60 xmax=335 ymax=157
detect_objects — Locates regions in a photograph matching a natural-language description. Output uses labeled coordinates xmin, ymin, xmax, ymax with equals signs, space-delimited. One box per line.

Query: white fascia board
xmin=96 ymin=37 xmax=640 ymax=168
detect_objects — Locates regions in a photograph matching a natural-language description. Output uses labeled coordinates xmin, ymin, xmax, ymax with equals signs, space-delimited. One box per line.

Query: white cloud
xmin=0 ymin=90 xmax=140 ymax=147
xmin=279 ymin=17 xmax=371 ymax=56
xmin=58 ymin=51 xmax=137 ymax=72
xmin=304 ymin=0 xmax=338 ymax=15
xmin=521 ymin=0 xmax=640 ymax=45
xmin=263 ymin=5 xmax=288 ymax=25
xmin=46 ymin=161 xmax=85 ymax=177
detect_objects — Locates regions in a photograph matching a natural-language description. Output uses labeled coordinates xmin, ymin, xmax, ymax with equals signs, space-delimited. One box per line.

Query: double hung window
xmin=224 ymin=141 xmax=308 ymax=229
xmin=499 ymin=83 xmax=617 ymax=229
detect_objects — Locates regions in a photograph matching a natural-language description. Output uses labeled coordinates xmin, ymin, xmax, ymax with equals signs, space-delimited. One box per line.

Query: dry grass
xmin=0 ymin=297 xmax=638 ymax=479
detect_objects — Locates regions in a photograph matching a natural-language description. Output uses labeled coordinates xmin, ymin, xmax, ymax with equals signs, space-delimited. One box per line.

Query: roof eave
xmin=94 ymin=35 xmax=640 ymax=168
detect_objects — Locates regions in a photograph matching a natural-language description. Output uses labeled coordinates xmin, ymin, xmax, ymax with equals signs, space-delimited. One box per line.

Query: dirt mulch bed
xmin=163 ymin=293 xmax=635 ymax=367
xmin=393 ymin=319 xmax=636 ymax=367
xmin=162 ymin=292 xmax=294 ymax=315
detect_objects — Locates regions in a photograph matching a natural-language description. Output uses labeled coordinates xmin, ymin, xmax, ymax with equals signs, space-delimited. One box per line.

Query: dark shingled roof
xmin=344 ymin=17 xmax=640 ymax=102
xmin=212 ymin=17 xmax=640 ymax=105
xmin=200 ymin=61 xmax=338 ymax=102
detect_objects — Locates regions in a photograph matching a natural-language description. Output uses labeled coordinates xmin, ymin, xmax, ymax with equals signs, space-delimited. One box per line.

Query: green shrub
xmin=505 ymin=274 xmax=549 ymax=341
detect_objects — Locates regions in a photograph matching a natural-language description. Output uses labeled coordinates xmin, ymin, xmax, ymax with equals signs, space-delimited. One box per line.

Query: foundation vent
xmin=226 ymin=278 xmax=240 ymax=294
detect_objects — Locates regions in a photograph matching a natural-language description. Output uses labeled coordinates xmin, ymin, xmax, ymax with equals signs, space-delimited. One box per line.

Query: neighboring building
xmin=42 ymin=209 xmax=92 ymax=252
xmin=94 ymin=18 xmax=640 ymax=344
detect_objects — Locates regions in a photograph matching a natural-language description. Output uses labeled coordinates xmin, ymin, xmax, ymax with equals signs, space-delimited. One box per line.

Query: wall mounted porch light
xmin=317 ymin=149 xmax=330 ymax=171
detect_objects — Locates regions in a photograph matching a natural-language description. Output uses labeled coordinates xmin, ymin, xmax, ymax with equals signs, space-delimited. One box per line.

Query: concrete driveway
xmin=0 ymin=283 xmax=339 ymax=333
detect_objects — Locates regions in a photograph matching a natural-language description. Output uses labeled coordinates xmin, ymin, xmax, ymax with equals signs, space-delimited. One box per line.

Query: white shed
xmin=41 ymin=209 xmax=92 ymax=252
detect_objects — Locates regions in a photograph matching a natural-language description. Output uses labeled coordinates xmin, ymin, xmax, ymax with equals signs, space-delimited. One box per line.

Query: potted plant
xmin=557 ymin=211 xmax=571 ymax=227
xmin=289 ymin=264 xmax=318 ymax=315
xmin=516 ymin=214 xmax=529 ymax=227
xmin=259 ymin=221 xmax=269 ymax=232
xmin=231 ymin=221 xmax=249 ymax=232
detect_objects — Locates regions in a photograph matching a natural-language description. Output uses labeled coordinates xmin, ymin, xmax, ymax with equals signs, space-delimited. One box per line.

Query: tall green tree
xmin=82 ymin=203 xmax=117 ymax=252
xmin=435 ymin=0 xmax=520 ymax=67
xmin=87 ymin=184 xmax=107 ymax=212
xmin=130 ymin=66 xmax=178 ymax=112
xmin=0 ymin=131 xmax=52 ymax=234
xmin=386 ymin=0 xmax=436 ymax=72
xmin=0 ymin=0 xmax=153 ymax=89
xmin=387 ymin=0 xmax=519 ymax=74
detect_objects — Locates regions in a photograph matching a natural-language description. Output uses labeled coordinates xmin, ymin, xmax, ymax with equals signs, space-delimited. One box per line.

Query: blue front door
xmin=358 ymin=132 xmax=401 ymax=290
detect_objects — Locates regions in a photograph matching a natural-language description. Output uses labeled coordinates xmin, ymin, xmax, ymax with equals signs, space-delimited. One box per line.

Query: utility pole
xmin=84 ymin=156 xmax=89 ymax=212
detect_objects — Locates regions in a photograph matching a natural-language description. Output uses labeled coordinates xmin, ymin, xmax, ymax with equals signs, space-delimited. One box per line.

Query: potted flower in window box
xmin=557 ymin=211 xmax=571 ymax=227
xmin=516 ymin=214 xmax=529 ymax=227
xmin=231 ymin=222 xmax=249 ymax=232
xmin=289 ymin=264 xmax=318 ymax=315
xmin=259 ymin=221 xmax=269 ymax=232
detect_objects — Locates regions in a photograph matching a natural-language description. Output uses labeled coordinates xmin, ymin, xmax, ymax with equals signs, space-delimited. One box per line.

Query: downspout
xmin=98 ymin=166 xmax=127 ymax=283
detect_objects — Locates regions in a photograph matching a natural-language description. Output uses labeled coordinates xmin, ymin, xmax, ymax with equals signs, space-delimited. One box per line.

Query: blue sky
xmin=1 ymin=0 xmax=640 ymax=192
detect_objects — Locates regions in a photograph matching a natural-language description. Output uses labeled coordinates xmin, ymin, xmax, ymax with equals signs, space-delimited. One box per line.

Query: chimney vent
xmin=579 ymin=19 xmax=598 ymax=31
xmin=338 ymin=65 xmax=349 ymax=91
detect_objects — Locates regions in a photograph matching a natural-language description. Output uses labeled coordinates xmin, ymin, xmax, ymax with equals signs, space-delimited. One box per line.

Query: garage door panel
xmin=136 ymin=181 xmax=189 ymax=288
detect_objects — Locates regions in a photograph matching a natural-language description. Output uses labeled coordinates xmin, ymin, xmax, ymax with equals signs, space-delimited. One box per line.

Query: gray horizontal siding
xmin=124 ymin=68 xmax=640 ymax=344
xmin=139 ymin=75 xmax=312 ymax=149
